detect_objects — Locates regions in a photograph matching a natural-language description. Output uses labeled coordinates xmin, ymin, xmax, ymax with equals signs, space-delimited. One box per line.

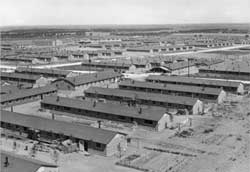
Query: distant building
xmin=119 ymin=80 xmax=227 ymax=104
xmin=15 ymin=67 xmax=75 ymax=78
xmin=51 ymin=71 xmax=122 ymax=90
xmin=198 ymin=61 xmax=250 ymax=81
xmin=85 ymin=32 xmax=110 ymax=37
xmin=149 ymin=61 xmax=199 ymax=75
xmin=0 ymin=72 xmax=50 ymax=87
xmin=0 ymin=85 xmax=57 ymax=107
xmin=146 ymin=75 xmax=246 ymax=94
xmin=188 ymin=41 xmax=233 ymax=48
xmin=126 ymin=45 xmax=194 ymax=53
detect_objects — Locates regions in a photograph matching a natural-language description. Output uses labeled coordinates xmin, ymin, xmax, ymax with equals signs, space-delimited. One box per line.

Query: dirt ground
xmin=2 ymin=93 xmax=250 ymax=172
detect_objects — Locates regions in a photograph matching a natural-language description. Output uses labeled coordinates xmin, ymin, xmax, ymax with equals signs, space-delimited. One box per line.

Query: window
xmin=144 ymin=120 xmax=153 ymax=125
xmin=118 ymin=116 xmax=126 ymax=120
xmin=96 ymin=143 xmax=102 ymax=148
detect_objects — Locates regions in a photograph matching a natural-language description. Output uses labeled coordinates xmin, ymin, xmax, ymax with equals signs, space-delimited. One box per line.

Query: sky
xmin=0 ymin=0 xmax=250 ymax=26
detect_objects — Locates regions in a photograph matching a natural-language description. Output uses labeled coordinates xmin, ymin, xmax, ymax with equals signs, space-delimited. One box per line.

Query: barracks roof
xmin=0 ymin=72 xmax=42 ymax=81
xmin=15 ymin=67 xmax=71 ymax=77
xmin=52 ymin=71 xmax=122 ymax=87
xmin=41 ymin=96 xmax=166 ymax=121
xmin=146 ymin=75 xmax=241 ymax=88
xmin=0 ymin=85 xmax=57 ymax=103
xmin=85 ymin=87 xmax=199 ymax=107
xmin=119 ymin=80 xmax=222 ymax=96
xmin=0 ymin=110 xmax=118 ymax=144
xmin=200 ymin=61 xmax=250 ymax=74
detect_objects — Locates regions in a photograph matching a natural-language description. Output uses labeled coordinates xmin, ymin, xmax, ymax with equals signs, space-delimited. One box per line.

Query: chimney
xmin=138 ymin=107 xmax=142 ymax=114
xmin=97 ymin=120 xmax=101 ymax=128
xmin=93 ymin=101 xmax=96 ymax=107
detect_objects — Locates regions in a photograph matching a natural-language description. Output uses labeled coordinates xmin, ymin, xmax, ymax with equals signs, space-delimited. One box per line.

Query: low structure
xmin=0 ymin=86 xmax=57 ymax=107
xmin=41 ymin=96 xmax=169 ymax=131
xmin=0 ymin=72 xmax=49 ymax=87
xmin=126 ymin=45 xmax=194 ymax=53
xmin=84 ymin=87 xmax=204 ymax=114
xmin=81 ymin=60 xmax=150 ymax=72
xmin=81 ymin=61 xmax=131 ymax=72
xmin=198 ymin=66 xmax=250 ymax=81
xmin=188 ymin=41 xmax=233 ymax=48
xmin=15 ymin=67 xmax=75 ymax=78
xmin=146 ymin=75 xmax=246 ymax=94
xmin=51 ymin=71 xmax=123 ymax=90
xmin=0 ymin=56 xmax=36 ymax=64
xmin=119 ymin=80 xmax=226 ymax=103
xmin=149 ymin=61 xmax=199 ymax=75
xmin=0 ymin=110 xmax=126 ymax=156
xmin=1 ymin=151 xmax=58 ymax=172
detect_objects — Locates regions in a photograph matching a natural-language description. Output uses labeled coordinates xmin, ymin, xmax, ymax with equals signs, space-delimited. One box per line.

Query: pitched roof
xmin=0 ymin=72 xmax=41 ymax=81
xmin=41 ymin=96 xmax=166 ymax=121
xmin=0 ymin=110 xmax=118 ymax=144
xmin=146 ymin=75 xmax=241 ymax=88
xmin=200 ymin=61 xmax=250 ymax=74
xmin=0 ymin=85 xmax=57 ymax=103
xmin=85 ymin=87 xmax=199 ymax=106
xmin=15 ymin=67 xmax=71 ymax=77
xmin=81 ymin=61 xmax=131 ymax=68
xmin=119 ymin=80 xmax=222 ymax=96
xmin=1 ymin=151 xmax=57 ymax=172
xmin=53 ymin=71 xmax=122 ymax=87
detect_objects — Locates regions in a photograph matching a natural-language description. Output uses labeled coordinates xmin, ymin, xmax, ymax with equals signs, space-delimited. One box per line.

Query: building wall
xmin=237 ymin=83 xmax=245 ymax=95
xmin=34 ymin=77 xmax=50 ymax=88
xmin=41 ymin=102 xmax=159 ymax=129
xmin=1 ymin=91 xmax=56 ymax=107
xmin=192 ymin=100 xmax=204 ymax=115
xmin=156 ymin=113 xmax=168 ymax=131
xmin=105 ymin=134 xmax=127 ymax=156
xmin=85 ymin=92 xmax=193 ymax=110
xmin=217 ymin=90 xmax=227 ymax=104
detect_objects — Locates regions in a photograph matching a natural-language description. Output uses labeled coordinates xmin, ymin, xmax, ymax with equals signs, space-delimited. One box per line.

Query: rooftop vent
xmin=93 ymin=101 xmax=96 ymax=107
xmin=138 ymin=107 xmax=142 ymax=114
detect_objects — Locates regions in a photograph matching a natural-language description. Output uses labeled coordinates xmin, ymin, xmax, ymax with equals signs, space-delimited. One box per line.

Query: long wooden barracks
xmin=0 ymin=110 xmax=126 ymax=156
xmin=51 ymin=71 xmax=122 ymax=90
xmin=119 ymin=80 xmax=226 ymax=103
xmin=0 ymin=72 xmax=49 ymax=87
xmin=84 ymin=87 xmax=204 ymax=115
xmin=15 ymin=67 xmax=74 ymax=78
xmin=146 ymin=75 xmax=246 ymax=94
xmin=41 ymin=96 xmax=169 ymax=131
xmin=0 ymin=86 xmax=57 ymax=107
